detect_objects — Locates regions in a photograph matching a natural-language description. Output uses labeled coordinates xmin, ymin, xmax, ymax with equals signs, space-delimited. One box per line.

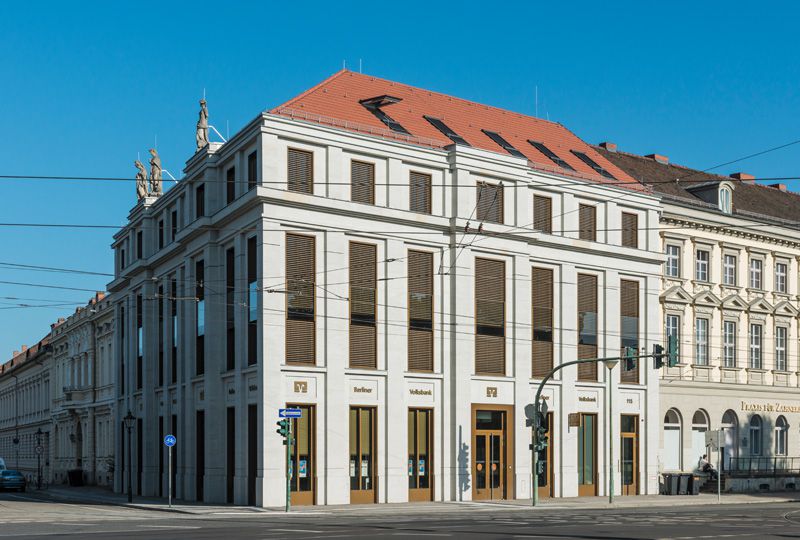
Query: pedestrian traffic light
xmin=535 ymin=412 xmax=548 ymax=451
xmin=276 ymin=419 xmax=292 ymax=445
xmin=622 ymin=346 xmax=636 ymax=371
xmin=536 ymin=460 xmax=546 ymax=475
xmin=667 ymin=335 xmax=679 ymax=367
xmin=653 ymin=344 xmax=665 ymax=369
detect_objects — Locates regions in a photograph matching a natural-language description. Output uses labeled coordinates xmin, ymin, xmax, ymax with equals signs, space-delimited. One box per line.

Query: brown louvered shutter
xmin=577 ymin=273 xmax=598 ymax=381
xmin=533 ymin=195 xmax=553 ymax=234
xmin=287 ymin=149 xmax=313 ymax=194
xmin=410 ymin=172 xmax=432 ymax=214
xmin=286 ymin=234 xmax=315 ymax=364
xmin=621 ymin=212 xmax=638 ymax=248
xmin=620 ymin=279 xmax=639 ymax=384
xmin=351 ymin=160 xmax=375 ymax=204
xmin=476 ymin=182 xmax=503 ymax=224
xmin=579 ymin=204 xmax=596 ymax=241
xmin=475 ymin=258 xmax=505 ymax=375
xmin=349 ymin=242 xmax=377 ymax=368
xmin=532 ymin=267 xmax=554 ymax=379
xmin=408 ymin=251 xmax=433 ymax=372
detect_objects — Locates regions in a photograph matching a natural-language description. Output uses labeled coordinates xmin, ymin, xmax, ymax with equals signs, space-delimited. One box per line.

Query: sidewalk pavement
xmin=32 ymin=485 xmax=800 ymax=515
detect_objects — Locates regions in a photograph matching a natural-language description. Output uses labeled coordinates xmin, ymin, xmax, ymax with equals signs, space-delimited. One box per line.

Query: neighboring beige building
xmin=600 ymin=145 xmax=800 ymax=485
xmin=51 ymin=292 xmax=116 ymax=486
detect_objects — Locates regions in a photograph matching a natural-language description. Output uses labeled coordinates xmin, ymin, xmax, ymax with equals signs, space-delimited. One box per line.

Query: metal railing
xmin=725 ymin=457 xmax=800 ymax=476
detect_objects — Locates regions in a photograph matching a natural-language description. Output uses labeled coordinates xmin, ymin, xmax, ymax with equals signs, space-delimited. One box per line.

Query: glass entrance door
xmin=473 ymin=409 xmax=507 ymax=500
xmin=578 ymin=413 xmax=597 ymax=497
xmin=537 ymin=412 xmax=554 ymax=498
xmin=408 ymin=409 xmax=433 ymax=502
xmin=620 ymin=414 xmax=638 ymax=496
xmin=349 ymin=407 xmax=376 ymax=504
xmin=289 ymin=404 xmax=315 ymax=505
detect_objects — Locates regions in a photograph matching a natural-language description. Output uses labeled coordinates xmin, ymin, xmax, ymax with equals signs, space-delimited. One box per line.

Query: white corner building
xmin=109 ymin=71 xmax=664 ymax=506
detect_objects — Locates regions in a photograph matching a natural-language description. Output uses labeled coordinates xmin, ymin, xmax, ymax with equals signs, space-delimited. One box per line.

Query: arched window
xmin=663 ymin=409 xmax=682 ymax=471
xmin=749 ymin=415 xmax=762 ymax=456
xmin=775 ymin=416 xmax=789 ymax=456
xmin=691 ymin=410 xmax=710 ymax=467
xmin=719 ymin=186 xmax=732 ymax=214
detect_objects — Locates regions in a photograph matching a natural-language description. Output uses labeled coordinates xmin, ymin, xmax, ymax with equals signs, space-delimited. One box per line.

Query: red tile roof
xmin=271 ymin=70 xmax=647 ymax=192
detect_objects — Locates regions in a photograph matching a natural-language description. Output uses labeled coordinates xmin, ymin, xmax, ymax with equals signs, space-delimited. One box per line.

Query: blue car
xmin=0 ymin=470 xmax=27 ymax=492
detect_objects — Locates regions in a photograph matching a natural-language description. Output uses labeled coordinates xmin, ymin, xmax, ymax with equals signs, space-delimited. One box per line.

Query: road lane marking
xmin=138 ymin=525 xmax=202 ymax=529
xmin=270 ymin=529 xmax=323 ymax=533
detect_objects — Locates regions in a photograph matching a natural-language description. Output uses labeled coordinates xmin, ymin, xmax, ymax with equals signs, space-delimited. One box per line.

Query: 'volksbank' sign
xmin=741 ymin=401 xmax=800 ymax=413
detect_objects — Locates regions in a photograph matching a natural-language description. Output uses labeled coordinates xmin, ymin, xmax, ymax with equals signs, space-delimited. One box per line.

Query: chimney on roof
xmin=770 ymin=183 xmax=788 ymax=192
xmin=598 ymin=141 xmax=617 ymax=152
xmin=646 ymin=153 xmax=669 ymax=164
xmin=12 ymin=350 xmax=18 ymax=357
xmin=21 ymin=345 xmax=27 ymax=352
xmin=730 ymin=172 xmax=755 ymax=183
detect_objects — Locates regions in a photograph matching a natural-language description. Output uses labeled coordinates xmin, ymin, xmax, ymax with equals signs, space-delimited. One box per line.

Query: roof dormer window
xmin=719 ymin=185 xmax=732 ymax=214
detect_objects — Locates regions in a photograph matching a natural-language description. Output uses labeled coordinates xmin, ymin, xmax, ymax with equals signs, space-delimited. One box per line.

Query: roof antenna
xmin=203 ymin=87 xmax=206 ymax=100
xmin=154 ymin=134 xmax=158 ymax=150
xmin=343 ymin=59 xmax=346 ymax=70
xmin=359 ymin=58 xmax=362 ymax=73
xmin=535 ymin=86 xmax=538 ymax=118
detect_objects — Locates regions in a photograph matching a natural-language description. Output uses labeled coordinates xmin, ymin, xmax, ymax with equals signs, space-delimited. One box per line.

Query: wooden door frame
xmin=577 ymin=412 xmax=598 ymax=497
xmin=349 ymin=406 xmax=377 ymax=504
xmin=620 ymin=413 xmax=639 ymax=496
xmin=288 ymin=403 xmax=316 ymax=506
xmin=408 ymin=408 xmax=434 ymax=502
xmin=471 ymin=404 xmax=515 ymax=501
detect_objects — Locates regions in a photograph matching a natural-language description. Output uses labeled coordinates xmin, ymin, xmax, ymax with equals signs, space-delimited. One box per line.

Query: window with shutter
xmin=621 ymin=212 xmax=638 ymax=248
xmin=532 ymin=267 xmax=553 ymax=379
xmin=247 ymin=237 xmax=258 ymax=366
xmin=578 ymin=204 xmax=596 ymax=241
xmin=196 ymin=259 xmax=205 ymax=376
xmin=475 ymin=258 xmax=505 ymax=375
xmin=408 ymin=251 xmax=433 ymax=372
xmin=286 ymin=234 xmax=316 ymax=365
xmin=350 ymin=242 xmax=377 ymax=368
xmin=533 ymin=195 xmax=553 ymax=234
xmin=351 ymin=160 xmax=375 ymax=204
xmin=476 ymin=182 xmax=503 ymax=224
xmin=288 ymin=149 xmax=313 ymax=194
xmin=409 ymin=172 xmax=432 ymax=214
xmin=620 ymin=280 xmax=639 ymax=384
xmin=577 ymin=273 xmax=598 ymax=381
xmin=226 ymin=247 xmax=235 ymax=371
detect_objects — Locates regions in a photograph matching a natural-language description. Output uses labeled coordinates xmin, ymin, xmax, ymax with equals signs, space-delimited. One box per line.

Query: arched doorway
xmin=663 ymin=409 xmax=682 ymax=471
xmin=74 ymin=421 xmax=83 ymax=469
xmin=691 ymin=410 xmax=710 ymax=469
xmin=721 ymin=410 xmax=738 ymax=471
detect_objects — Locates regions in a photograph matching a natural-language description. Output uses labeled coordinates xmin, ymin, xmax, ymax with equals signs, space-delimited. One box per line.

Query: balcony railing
xmin=725 ymin=457 xmax=800 ymax=476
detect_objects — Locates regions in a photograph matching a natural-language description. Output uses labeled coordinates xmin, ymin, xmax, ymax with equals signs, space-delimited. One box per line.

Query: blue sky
xmin=1 ymin=1 xmax=799 ymax=351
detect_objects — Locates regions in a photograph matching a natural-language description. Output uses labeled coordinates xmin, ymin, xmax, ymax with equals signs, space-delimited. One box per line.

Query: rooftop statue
xmin=135 ymin=160 xmax=148 ymax=200
xmin=149 ymin=148 xmax=163 ymax=195
xmin=196 ymin=99 xmax=208 ymax=151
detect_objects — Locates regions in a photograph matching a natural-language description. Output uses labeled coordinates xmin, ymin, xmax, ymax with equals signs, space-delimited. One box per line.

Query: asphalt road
xmin=3 ymin=491 xmax=800 ymax=539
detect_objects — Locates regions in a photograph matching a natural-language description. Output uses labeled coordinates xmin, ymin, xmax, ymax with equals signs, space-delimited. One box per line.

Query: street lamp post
xmin=35 ymin=428 xmax=43 ymax=489
xmin=123 ymin=410 xmax=136 ymax=503
xmin=603 ymin=359 xmax=619 ymax=505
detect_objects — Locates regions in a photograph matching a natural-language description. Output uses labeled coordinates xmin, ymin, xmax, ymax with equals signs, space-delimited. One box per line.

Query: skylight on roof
xmin=482 ymin=130 xmax=526 ymax=159
xmin=423 ymin=116 xmax=470 ymax=146
xmin=359 ymin=95 xmax=409 ymax=135
xmin=570 ymin=150 xmax=617 ymax=180
xmin=528 ymin=141 xmax=575 ymax=171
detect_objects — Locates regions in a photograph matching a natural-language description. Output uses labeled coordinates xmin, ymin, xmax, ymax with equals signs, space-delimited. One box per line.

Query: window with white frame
xmin=723 ymin=320 xmax=736 ymax=368
xmin=695 ymin=249 xmax=709 ymax=282
xmin=775 ymin=416 xmax=789 ymax=456
xmin=666 ymin=314 xmax=680 ymax=344
xmin=750 ymin=415 xmax=763 ymax=456
xmin=749 ymin=323 xmax=763 ymax=369
xmin=723 ymin=254 xmax=737 ymax=286
xmin=665 ymin=245 xmax=681 ymax=277
xmin=776 ymin=262 xmax=788 ymax=293
xmin=695 ymin=318 xmax=709 ymax=366
xmin=719 ymin=185 xmax=732 ymax=214
xmin=776 ymin=326 xmax=788 ymax=371
xmin=749 ymin=258 xmax=763 ymax=289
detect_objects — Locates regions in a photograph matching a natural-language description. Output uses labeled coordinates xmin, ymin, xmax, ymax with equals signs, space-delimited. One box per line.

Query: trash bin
xmin=67 ymin=469 xmax=84 ymax=487
xmin=662 ymin=473 xmax=679 ymax=495
xmin=678 ymin=473 xmax=690 ymax=495
xmin=689 ymin=475 xmax=701 ymax=495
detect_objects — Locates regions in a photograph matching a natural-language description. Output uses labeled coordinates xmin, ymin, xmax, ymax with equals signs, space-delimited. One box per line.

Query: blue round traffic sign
xmin=164 ymin=434 xmax=177 ymax=447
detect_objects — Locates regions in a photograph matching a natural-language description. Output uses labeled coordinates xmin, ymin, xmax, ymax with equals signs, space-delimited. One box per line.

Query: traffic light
xmin=276 ymin=419 xmax=292 ymax=445
xmin=535 ymin=412 xmax=548 ymax=451
xmin=622 ymin=346 xmax=636 ymax=371
xmin=536 ymin=460 xmax=546 ymax=475
xmin=667 ymin=335 xmax=679 ymax=367
xmin=653 ymin=344 xmax=665 ymax=369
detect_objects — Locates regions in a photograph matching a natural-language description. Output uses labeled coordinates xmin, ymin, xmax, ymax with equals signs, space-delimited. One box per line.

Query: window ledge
xmin=691 ymin=364 xmax=713 ymax=370
xmin=720 ymin=366 xmax=742 ymax=372
xmin=721 ymin=284 xmax=742 ymax=292
xmin=772 ymin=370 xmax=791 ymax=375
xmin=692 ymin=280 xmax=711 ymax=287
xmin=745 ymin=368 xmax=768 ymax=374
xmin=746 ymin=288 xmax=765 ymax=294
